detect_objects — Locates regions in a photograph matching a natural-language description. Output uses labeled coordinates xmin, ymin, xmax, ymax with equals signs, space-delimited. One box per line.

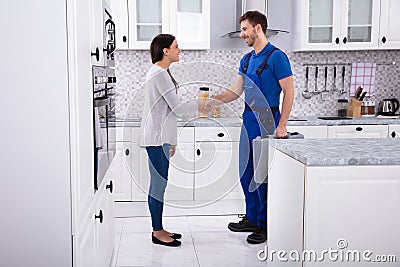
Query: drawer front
xmin=388 ymin=124 xmax=400 ymax=139
xmin=195 ymin=127 xmax=241 ymax=142
xmin=286 ymin=125 xmax=328 ymax=139
xmin=177 ymin=127 xmax=194 ymax=143
xmin=327 ymin=125 xmax=388 ymax=138
xmin=116 ymin=127 xmax=132 ymax=142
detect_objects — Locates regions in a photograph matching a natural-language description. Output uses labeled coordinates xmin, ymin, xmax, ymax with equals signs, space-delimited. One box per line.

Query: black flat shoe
xmin=152 ymin=234 xmax=181 ymax=247
xmin=169 ymin=233 xmax=182 ymax=239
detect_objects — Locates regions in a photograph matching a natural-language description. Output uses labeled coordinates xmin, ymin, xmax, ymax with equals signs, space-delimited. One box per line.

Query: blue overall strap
xmin=242 ymin=52 xmax=252 ymax=74
xmin=255 ymin=47 xmax=279 ymax=76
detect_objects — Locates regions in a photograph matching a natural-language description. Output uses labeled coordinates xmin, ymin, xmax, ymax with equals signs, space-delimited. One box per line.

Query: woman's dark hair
xmin=150 ymin=33 xmax=176 ymax=64
xmin=239 ymin=10 xmax=268 ymax=34
xmin=150 ymin=34 xmax=179 ymax=90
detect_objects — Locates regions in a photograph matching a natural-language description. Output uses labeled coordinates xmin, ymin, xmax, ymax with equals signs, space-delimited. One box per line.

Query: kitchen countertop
xmin=272 ymin=138 xmax=400 ymax=166
xmin=109 ymin=115 xmax=400 ymax=127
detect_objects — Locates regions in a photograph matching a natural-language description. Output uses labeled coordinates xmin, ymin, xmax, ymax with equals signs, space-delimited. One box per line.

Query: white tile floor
xmin=112 ymin=201 xmax=267 ymax=267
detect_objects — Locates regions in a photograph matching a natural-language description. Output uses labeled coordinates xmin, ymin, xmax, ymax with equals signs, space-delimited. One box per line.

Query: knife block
xmin=347 ymin=98 xmax=362 ymax=117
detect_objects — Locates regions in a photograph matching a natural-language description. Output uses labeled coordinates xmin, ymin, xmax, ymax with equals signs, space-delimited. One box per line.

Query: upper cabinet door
xmin=169 ymin=0 xmax=210 ymax=50
xmin=293 ymin=0 xmax=385 ymax=51
xmin=110 ymin=0 xmax=210 ymax=50
xmin=379 ymin=0 xmax=400 ymax=49
xmin=111 ymin=0 xmax=129 ymax=49
xmin=128 ymin=0 xmax=170 ymax=49
xmin=339 ymin=0 xmax=380 ymax=50
xmin=293 ymin=0 xmax=340 ymax=51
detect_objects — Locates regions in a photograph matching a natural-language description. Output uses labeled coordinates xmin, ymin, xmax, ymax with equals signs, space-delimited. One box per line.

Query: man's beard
xmin=246 ymin=29 xmax=258 ymax=47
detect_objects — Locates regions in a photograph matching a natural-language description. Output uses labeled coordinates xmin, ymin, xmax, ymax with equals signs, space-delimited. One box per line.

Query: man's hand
xmin=170 ymin=145 xmax=176 ymax=157
xmin=274 ymin=124 xmax=288 ymax=138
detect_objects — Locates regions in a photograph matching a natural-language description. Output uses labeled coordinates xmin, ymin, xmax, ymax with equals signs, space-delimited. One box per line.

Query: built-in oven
xmin=93 ymin=6 xmax=117 ymax=190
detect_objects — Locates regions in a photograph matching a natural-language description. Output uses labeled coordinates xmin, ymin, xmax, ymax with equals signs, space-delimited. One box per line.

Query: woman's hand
xmin=170 ymin=145 xmax=176 ymax=157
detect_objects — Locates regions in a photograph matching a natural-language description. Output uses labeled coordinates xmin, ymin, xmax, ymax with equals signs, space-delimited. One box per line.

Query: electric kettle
xmin=378 ymin=98 xmax=400 ymax=116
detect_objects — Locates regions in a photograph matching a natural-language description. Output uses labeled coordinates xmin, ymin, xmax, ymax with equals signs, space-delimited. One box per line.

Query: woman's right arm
xmin=157 ymin=71 xmax=197 ymax=114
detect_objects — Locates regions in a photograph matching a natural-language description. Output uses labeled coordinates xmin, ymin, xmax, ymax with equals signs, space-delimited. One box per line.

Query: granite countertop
xmin=287 ymin=116 xmax=400 ymax=126
xmin=109 ymin=115 xmax=400 ymax=128
xmin=273 ymin=138 xmax=400 ymax=166
xmin=109 ymin=117 xmax=243 ymax=127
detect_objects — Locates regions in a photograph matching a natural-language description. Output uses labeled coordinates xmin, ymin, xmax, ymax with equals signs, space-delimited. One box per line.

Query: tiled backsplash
xmin=114 ymin=49 xmax=400 ymax=119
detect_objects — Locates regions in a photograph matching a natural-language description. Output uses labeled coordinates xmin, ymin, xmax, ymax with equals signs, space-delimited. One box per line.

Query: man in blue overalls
xmin=205 ymin=11 xmax=294 ymax=244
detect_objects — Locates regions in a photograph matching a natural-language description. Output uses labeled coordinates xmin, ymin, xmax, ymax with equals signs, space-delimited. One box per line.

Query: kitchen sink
xmin=318 ymin=116 xmax=352 ymax=120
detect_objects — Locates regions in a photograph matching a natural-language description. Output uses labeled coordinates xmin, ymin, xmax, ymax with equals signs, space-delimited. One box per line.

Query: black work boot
xmin=246 ymin=227 xmax=267 ymax=244
xmin=228 ymin=215 xmax=257 ymax=232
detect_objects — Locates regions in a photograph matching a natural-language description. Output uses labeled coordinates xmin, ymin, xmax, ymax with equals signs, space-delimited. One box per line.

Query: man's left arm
xmin=275 ymin=76 xmax=294 ymax=138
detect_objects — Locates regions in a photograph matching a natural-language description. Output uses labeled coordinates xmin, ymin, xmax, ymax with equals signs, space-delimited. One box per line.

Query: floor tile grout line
xmin=187 ymin=215 xmax=202 ymax=267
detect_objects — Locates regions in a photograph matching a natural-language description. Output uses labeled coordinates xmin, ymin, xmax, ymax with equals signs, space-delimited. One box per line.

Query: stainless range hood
xmin=221 ymin=0 xmax=289 ymax=38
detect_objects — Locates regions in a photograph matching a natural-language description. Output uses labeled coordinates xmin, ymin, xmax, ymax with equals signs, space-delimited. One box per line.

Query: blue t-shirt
xmin=239 ymin=42 xmax=292 ymax=107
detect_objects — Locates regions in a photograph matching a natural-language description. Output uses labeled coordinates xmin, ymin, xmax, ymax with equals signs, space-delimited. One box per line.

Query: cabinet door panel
xmin=327 ymin=125 xmax=388 ymax=138
xmin=111 ymin=0 xmax=129 ymax=49
xmin=340 ymin=0 xmax=380 ymax=50
xmin=112 ymin=143 xmax=132 ymax=201
xmin=166 ymin=143 xmax=195 ymax=201
xmin=286 ymin=125 xmax=328 ymax=138
xmin=194 ymin=142 xmax=240 ymax=200
xmin=305 ymin=166 xmax=400 ymax=266
xmin=379 ymin=0 xmax=400 ymax=49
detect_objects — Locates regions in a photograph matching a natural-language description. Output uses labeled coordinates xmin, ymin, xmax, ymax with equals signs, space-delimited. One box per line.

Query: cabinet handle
xmin=125 ymin=148 xmax=130 ymax=156
xmin=382 ymin=36 xmax=387 ymax=43
xmin=95 ymin=210 xmax=103 ymax=223
xmin=335 ymin=37 xmax=340 ymax=44
xmin=123 ymin=36 xmax=127 ymax=43
xmin=197 ymin=149 xmax=201 ymax=156
xmin=391 ymin=131 xmax=396 ymax=138
xmin=106 ymin=180 xmax=113 ymax=193
xmin=217 ymin=132 xmax=225 ymax=138
xmin=355 ymin=127 xmax=363 ymax=131
xmin=343 ymin=37 xmax=347 ymax=44
xmin=91 ymin=47 xmax=100 ymax=62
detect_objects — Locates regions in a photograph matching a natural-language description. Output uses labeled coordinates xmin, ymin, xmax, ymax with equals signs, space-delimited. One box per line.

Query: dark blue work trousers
xmin=239 ymin=110 xmax=280 ymax=230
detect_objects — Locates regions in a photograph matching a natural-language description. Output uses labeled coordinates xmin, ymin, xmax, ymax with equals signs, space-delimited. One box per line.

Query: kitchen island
xmin=267 ymin=138 xmax=400 ymax=266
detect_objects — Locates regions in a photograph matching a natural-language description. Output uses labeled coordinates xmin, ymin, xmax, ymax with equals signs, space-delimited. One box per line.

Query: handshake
xmin=198 ymin=97 xmax=222 ymax=118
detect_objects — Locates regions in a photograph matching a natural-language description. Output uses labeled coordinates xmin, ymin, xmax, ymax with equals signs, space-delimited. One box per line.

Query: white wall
xmin=0 ymin=0 xmax=72 ymax=266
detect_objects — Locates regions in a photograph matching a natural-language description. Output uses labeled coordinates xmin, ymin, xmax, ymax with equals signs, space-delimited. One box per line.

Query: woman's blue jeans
xmin=146 ymin=144 xmax=170 ymax=231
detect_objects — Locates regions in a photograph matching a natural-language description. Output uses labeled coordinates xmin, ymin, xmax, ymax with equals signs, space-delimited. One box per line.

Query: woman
xmin=139 ymin=34 xmax=197 ymax=247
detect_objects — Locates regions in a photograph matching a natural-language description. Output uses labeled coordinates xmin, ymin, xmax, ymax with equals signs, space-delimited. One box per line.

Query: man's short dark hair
xmin=239 ymin=10 xmax=268 ymax=34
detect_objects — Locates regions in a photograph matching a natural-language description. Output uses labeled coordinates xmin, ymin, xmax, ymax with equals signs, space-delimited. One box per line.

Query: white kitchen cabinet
xmin=131 ymin=127 xmax=196 ymax=201
xmin=2 ymin=0 xmax=115 ymax=265
xmin=111 ymin=0 xmax=210 ymax=50
xmin=327 ymin=124 xmax=388 ymax=138
xmin=194 ymin=127 xmax=243 ymax=201
xmin=303 ymin=166 xmax=400 ymax=267
xmin=113 ymin=127 xmax=133 ymax=201
xmin=169 ymin=0 xmax=210 ymax=49
xmin=127 ymin=0 xmax=170 ymax=49
xmin=166 ymin=127 xmax=195 ymax=200
xmin=113 ymin=144 xmax=133 ymax=201
xmin=379 ymin=0 xmax=400 ymax=49
xmin=293 ymin=0 xmax=381 ymax=51
xmin=388 ymin=124 xmax=400 ymax=139
xmin=268 ymin=148 xmax=400 ymax=267
xmin=75 ymin=206 xmax=96 ymax=267
xmin=76 ymin=171 xmax=115 ymax=267
xmin=110 ymin=0 xmax=129 ymax=49
xmin=94 ymin=174 xmax=115 ymax=267
xmin=286 ymin=125 xmax=328 ymax=138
